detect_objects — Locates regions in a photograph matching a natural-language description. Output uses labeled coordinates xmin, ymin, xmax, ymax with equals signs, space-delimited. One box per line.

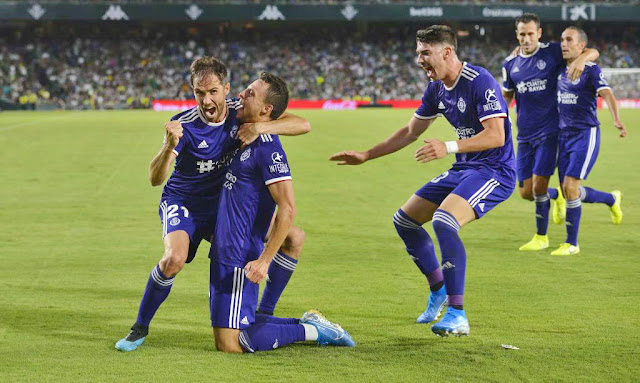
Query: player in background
xmin=115 ymin=57 xmax=310 ymax=352
xmin=330 ymin=26 xmax=516 ymax=337
xmin=502 ymin=13 xmax=600 ymax=251
xmin=210 ymin=72 xmax=355 ymax=353
xmin=551 ymin=26 xmax=626 ymax=256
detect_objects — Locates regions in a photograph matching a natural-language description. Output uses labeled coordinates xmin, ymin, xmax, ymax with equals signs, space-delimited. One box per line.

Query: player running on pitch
xmin=330 ymin=25 xmax=516 ymax=336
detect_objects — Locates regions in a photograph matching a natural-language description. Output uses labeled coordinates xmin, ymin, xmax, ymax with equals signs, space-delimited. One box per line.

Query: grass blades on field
xmin=0 ymin=109 xmax=638 ymax=382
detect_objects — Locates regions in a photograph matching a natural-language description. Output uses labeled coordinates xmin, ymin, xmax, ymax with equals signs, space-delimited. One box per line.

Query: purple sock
xmin=432 ymin=209 xmax=466 ymax=308
xmin=255 ymin=313 xmax=300 ymax=325
xmin=258 ymin=252 xmax=297 ymax=315
xmin=136 ymin=264 xmax=175 ymax=326
xmin=548 ymin=188 xmax=559 ymax=200
xmin=580 ymin=186 xmax=614 ymax=206
xmin=565 ymin=198 xmax=582 ymax=246
xmin=534 ymin=193 xmax=551 ymax=235
xmin=239 ymin=323 xmax=306 ymax=352
xmin=393 ymin=209 xmax=443 ymax=287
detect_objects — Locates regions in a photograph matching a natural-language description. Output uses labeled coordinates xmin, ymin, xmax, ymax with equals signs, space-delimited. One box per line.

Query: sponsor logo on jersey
xmin=438 ymin=101 xmax=446 ymax=109
xmin=271 ymin=152 xmax=284 ymax=163
xmin=478 ymin=203 xmax=486 ymax=212
xmin=230 ymin=125 xmax=239 ymax=138
xmin=102 ymin=5 xmax=129 ymax=20
xmin=482 ymin=88 xmax=501 ymax=112
xmin=537 ymin=59 xmax=547 ymax=70
xmin=241 ymin=316 xmax=250 ymax=325
xmin=512 ymin=66 xmax=520 ymax=73
xmin=457 ymin=97 xmax=466 ymax=113
xmin=240 ymin=148 xmax=251 ymax=162
xmin=198 ymin=140 xmax=209 ymax=149
xmin=455 ymin=127 xmax=476 ymax=139
xmin=269 ymin=163 xmax=290 ymax=174
xmin=516 ymin=78 xmax=547 ymax=94
xmin=558 ymin=91 xmax=579 ymax=105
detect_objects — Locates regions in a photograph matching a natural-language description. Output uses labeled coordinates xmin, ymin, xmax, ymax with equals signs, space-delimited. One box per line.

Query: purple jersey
xmin=502 ymin=42 xmax=564 ymax=142
xmin=162 ymin=98 xmax=242 ymax=201
xmin=557 ymin=62 xmax=610 ymax=130
xmin=415 ymin=62 xmax=516 ymax=172
xmin=212 ymin=134 xmax=292 ymax=268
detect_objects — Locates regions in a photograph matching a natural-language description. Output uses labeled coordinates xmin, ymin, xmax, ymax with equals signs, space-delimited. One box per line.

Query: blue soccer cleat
xmin=115 ymin=323 xmax=148 ymax=352
xmin=301 ymin=309 xmax=356 ymax=347
xmin=431 ymin=307 xmax=470 ymax=337
xmin=417 ymin=286 xmax=448 ymax=323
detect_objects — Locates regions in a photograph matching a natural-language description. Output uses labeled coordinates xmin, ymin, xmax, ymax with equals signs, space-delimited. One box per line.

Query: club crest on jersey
xmin=240 ymin=148 xmax=251 ymax=161
xmin=537 ymin=59 xmax=546 ymax=70
xmin=271 ymin=152 xmax=284 ymax=163
xmin=457 ymin=97 xmax=466 ymax=113
xmin=169 ymin=217 xmax=181 ymax=226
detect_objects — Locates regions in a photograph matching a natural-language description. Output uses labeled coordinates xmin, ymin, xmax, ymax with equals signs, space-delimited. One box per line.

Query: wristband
xmin=445 ymin=141 xmax=459 ymax=154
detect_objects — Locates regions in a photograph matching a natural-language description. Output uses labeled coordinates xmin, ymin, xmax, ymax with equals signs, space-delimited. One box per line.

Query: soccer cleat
xmin=610 ymin=190 xmax=623 ymax=225
xmin=550 ymin=242 xmax=580 ymax=256
xmin=115 ymin=322 xmax=148 ymax=352
xmin=552 ymin=186 xmax=566 ymax=225
xmin=301 ymin=309 xmax=356 ymax=347
xmin=431 ymin=307 xmax=470 ymax=337
xmin=417 ymin=286 xmax=448 ymax=323
xmin=518 ymin=234 xmax=549 ymax=251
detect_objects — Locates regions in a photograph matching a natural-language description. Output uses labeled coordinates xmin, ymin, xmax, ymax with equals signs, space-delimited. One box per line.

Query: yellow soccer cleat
xmin=552 ymin=186 xmax=565 ymax=225
xmin=550 ymin=243 xmax=580 ymax=256
xmin=610 ymin=190 xmax=623 ymax=225
xmin=519 ymin=234 xmax=549 ymax=251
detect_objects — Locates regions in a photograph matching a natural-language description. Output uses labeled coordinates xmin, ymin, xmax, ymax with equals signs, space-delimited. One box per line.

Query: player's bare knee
xmin=214 ymin=335 xmax=244 ymax=353
xmin=160 ymin=247 xmax=187 ymax=277
xmin=282 ymin=226 xmax=305 ymax=259
xmin=519 ymin=187 xmax=533 ymax=201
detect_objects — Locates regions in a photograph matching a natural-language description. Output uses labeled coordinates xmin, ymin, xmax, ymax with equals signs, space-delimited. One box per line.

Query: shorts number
xmin=430 ymin=171 xmax=449 ymax=184
xmin=166 ymin=204 xmax=189 ymax=218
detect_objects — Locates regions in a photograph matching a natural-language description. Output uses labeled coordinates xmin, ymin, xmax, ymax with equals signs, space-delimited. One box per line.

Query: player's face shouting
xmin=516 ymin=21 xmax=542 ymax=55
xmin=193 ymin=74 xmax=230 ymax=123
xmin=416 ymin=41 xmax=446 ymax=80
xmin=560 ymin=29 xmax=585 ymax=62
xmin=237 ymin=79 xmax=271 ymax=122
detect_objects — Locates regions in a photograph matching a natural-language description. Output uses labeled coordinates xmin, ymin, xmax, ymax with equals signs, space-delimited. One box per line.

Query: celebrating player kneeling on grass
xmin=330 ymin=25 xmax=516 ymax=337
xmin=549 ymin=26 xmax=627 ymax=256
xmin=209 ymin=72 xmax=355 ymax=353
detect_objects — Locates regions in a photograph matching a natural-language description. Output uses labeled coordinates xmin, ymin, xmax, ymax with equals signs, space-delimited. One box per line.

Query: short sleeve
xmin=501 ymin=60 xmax=514 ymax=92
xmin=414 ymin=83 xmax=440 ymax=120
xmin=473 ymin=73 xmax=508 ymax=122
xmin=256 ymin=142 xmax=292 ymax=186
xmin=591 ymin=66 xmax=611 ymax=94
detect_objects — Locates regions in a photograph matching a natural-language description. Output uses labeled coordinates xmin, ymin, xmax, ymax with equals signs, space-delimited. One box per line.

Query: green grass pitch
xmin=0 ymin=108 xmax=638 ymax=382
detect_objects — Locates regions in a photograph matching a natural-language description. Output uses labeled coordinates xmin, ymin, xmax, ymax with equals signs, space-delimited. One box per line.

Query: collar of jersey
xmin=519 ymin=43 xmax=541 ymax=58
xmin=197 ymin=105 xmax=228 ymax=127
xmin=444 ymin=61 xmax=467 ymax=91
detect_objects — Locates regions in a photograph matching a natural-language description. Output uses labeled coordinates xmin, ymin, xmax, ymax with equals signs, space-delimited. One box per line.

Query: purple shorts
xmin=209 ymin=262 xmax=259 ymax=329
xmin=517 ymin=132 xmax=559 ymax=182
xmin=159 ymin=197 xmax=218 ymax=263
xmin=415 ymin=166 xmax=515 ymax=219
xmin=558 ymin=127 xmax=600 ymax=182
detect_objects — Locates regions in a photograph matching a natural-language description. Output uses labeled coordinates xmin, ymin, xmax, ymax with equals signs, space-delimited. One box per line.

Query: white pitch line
xmin=0 ymin=113 xmax=77 ymax=132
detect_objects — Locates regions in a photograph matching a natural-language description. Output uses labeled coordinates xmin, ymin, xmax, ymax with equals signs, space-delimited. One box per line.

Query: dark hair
xmin=565 ymin=26 xmax=588 ymax=46
xmin=416 ymin=25 xmax=457 ymax=52
xmin=515 ymin=13 xmax=540 ymax=29
xmin=190 ymin=56 xmax=228 ymax=86
xmin=259 ymin=72 xmax=289 ymax=120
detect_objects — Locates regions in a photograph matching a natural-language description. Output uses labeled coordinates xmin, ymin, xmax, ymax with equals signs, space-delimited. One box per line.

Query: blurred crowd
xmin=2 ymin=23 xmax=639 ymax=109
xmin=25 ymin=0 xmax=640 ymax=4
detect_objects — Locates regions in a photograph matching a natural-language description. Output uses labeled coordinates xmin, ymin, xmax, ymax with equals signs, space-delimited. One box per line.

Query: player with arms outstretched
xmin=502 ymin=13 xmax=600 ymax=251
xmin=115 ymin=57 xmax=310 ymax=352
xmin=331 ymin=26 xmax=516 ymax=336
xmin=551 ymin=27 xmax=626 ymax=256
xmin=210 ymin=72 xmax=355 ymax=353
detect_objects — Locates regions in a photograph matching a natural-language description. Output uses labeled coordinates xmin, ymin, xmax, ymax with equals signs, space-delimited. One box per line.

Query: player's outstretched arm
xmin=237 ymin=112 xmax=311 ymax=146
xmin=149 ymin=121 xmax=181 ymax=186
xmin=599 ymin=88 xmax=627 ymax=138
xmin=330 ymin=116 xmax=434 ymax=165
xmin=567 ymin=48 xmax=600 ymax=81
xmin=415 ymin=117 xmax=505 ymax=163
xmin=244 ymin=180 xmax=296 ymax=284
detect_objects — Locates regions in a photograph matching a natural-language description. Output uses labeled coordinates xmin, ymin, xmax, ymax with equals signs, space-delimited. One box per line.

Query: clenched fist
xmin=164 ymin=120 xmax=184 ymax=149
